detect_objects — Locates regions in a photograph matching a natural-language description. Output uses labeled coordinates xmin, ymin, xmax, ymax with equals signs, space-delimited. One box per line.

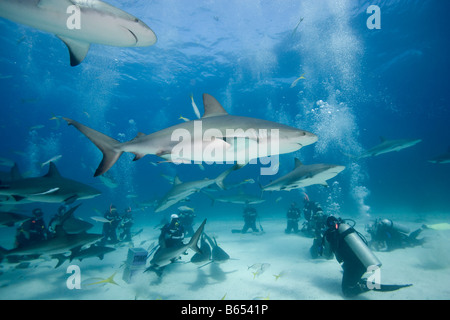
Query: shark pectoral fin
xmin=57 ymin=36 xmax=91 ymax=67
xmin=132 ymin=153 xmax=146 ymax=161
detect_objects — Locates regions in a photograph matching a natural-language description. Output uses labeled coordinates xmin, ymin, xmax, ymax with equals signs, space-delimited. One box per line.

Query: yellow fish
xmin=86 ymin=272 xmax=119 ymax=286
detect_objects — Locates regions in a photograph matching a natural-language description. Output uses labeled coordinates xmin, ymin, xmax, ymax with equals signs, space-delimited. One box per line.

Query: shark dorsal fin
xmin=380 ymin=136 xmax=386 ymax=142
xmin=45 ymin=162 xmax=62 ymax=178
xmin=202 ymin=94 xmax=229 ymax=118
xmin=173 ymin=176 xmax=182 ymax=185
xmin=294 ymin=158 xmax=303 ymax=168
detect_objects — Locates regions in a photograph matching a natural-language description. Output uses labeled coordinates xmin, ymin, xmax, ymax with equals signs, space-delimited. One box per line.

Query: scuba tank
xmin=338 ymin=222 xmax=382 ymax=269
xmin=380 ymin=219 xmax=410 ymax=234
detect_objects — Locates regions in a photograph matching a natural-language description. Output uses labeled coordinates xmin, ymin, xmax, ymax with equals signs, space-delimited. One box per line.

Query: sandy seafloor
xmin=0 ymin=209 xmax=449 ymax=301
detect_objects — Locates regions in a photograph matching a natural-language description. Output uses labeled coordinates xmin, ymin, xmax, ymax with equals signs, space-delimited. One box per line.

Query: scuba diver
xmin=241 ymin=204 xmax=259 ymax=233
xmin=101 ymin=204 xmax=121 ymax=245
xmin=48 ymin=205 xmax=68 ymax=237
xmin=285 ymin=202 xmax=301 ymax=234
xmin=366 ymin=218 xmax=426 ymax=251
xmin=14 ymin=208 xmax=47 ymax=248
xmin=118 ymin=207 xmax=134 ymax=242
xmin=319 ymin=215 xmax=412 ymax=297
xmin=159 ymin=214 xmax=185 ymax=248
xmin=302 ymin=195 xmax=326 ymax=238
xmin=178 ymin=209 xmax=196 ymax=237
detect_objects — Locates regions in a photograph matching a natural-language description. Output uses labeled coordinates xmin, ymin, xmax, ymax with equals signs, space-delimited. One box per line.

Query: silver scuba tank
xmin=381 ymin=219 xmax=410 ymax=234
xmin=338 ymin=223 xmax=382 ymax=269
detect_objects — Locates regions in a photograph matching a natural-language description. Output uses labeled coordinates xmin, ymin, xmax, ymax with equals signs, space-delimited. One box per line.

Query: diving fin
xmin=375 ymin=283 xmax=413 ymax=292
xmin=425 ymin=223 xmax=450 ymax=231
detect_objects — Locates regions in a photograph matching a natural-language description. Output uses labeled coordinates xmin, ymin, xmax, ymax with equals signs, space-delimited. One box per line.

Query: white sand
xmin=1 ymin=214 xmax=450 ymax=300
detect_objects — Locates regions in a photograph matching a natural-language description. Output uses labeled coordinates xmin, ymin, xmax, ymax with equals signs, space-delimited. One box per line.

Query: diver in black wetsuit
xmin=242 ymin=205 xmax=259 ymax=233
xmin=366 ymin=218 xmax=426 ymax=251
xmin=319 ymin=216 xmax=412 ymax=297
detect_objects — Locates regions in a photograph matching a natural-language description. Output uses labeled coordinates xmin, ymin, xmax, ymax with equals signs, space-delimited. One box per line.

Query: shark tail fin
xmin=188 ymin=219 xmax=207 ymax=254
xmin=63 ymin=118 xmax=123 ymax=177
xmin=215 ymin=164 xmax=239 ymax=190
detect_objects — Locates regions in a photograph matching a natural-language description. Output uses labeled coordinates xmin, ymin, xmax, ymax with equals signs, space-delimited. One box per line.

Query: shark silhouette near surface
xmin=0 ymin=0 xmax=157 ymax=66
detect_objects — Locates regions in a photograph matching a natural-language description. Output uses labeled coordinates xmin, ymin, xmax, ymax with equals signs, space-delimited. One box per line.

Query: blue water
xmin=0 ymin=0 xmax=449 ymax=300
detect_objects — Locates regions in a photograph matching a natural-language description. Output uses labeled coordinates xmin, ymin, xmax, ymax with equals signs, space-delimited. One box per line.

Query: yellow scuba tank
xmin=338 ymin=222 xmax=382 ymax=269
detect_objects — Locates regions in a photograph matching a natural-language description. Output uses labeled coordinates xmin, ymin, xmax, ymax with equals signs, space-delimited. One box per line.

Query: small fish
xmin=248 ymin=263 xmax=270 ymax=278
xmin=150 ymin=162 xmax=158 ymax=167
xmin=86 ymin=272 xmax=119 ymax=286
xmin=90 ymin=216 xmax=111 ymax=223
xmin=275 ymin=196 xmax=282 ymax=203
xmin=41 ymin=155 xmax=62 ymax=168
xmin=178 ymin=206 xmax=194 ymax=212
xmin=273 ymin=271 xmax=286 ymax=281
xmin=290 ymin=74 xmax=306 ymax=88
xmin=190 ymin=94 xmax=201 ymax=119
xmin=126 ymin=194 xmax=138 ymax=199
xmin=83 ymin=111 xmax=91 ymax=118
xmin=198 ymin=163 xmax=205 ymax=171
xmin=179 ymin=116 xmax=190 ymax=122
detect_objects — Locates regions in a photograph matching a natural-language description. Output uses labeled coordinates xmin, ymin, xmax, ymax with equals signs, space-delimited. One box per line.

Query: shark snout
xmin=298 ymin=130 xmax=318 ymax=147
xmin=127 ymin=20 xmax=157 ymax=47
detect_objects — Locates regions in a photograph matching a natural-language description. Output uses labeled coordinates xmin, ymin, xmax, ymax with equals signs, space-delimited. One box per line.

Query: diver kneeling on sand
xmin=319 ymin=216 xmax=412 ymax=297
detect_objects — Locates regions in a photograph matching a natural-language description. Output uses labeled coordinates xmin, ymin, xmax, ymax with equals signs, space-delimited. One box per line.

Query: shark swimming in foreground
xmin=0 ymin=162 xmax=101 ymax=204
xmin=0 ymin=0 xmax=157 ymax=66
xmin=63 ymin=93 xmax=318 ymax=177
xmin=353 ymin=137 xmax=422 ymax=160
xmin=155 ymin=165 xmax=237 ymax=212
xmin=146 ymin=219 xmax=207 ymax=271
xmin=262 ymin=158 xmax=345 ymax=191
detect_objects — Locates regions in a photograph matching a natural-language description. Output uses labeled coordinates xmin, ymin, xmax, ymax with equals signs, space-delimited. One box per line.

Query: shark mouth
xmin=122 ymin=27 xmax=138 ymax=45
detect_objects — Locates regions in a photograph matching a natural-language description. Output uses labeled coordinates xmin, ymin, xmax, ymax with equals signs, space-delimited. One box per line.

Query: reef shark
xmin=0 ymin=230 xmax=103 ymax=259
xmin=53 ymin=244 xmax=115 ymax=268
xmin=62 ymin=93 xmax=317 ymax=177
xmin=262 ymin=158 xmax=345 ymax=191
xmin=147 ymin=219 xmax=206 ymax=270
xmin=0 ymin=162 xmax=101 ymax=204
xmin=355 ymin=137 xmax=422 ymax=159
xmin=0 ymin=0 xmax=157 ymax=66
xmin=202 ymin=191 xmax=265 ymax=205
xmin=155 ymin=165 xmax=237 ymax=212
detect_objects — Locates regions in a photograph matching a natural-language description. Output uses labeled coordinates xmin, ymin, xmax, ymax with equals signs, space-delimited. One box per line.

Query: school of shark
xmin=0 ymin=0 xmax=449 ymax=302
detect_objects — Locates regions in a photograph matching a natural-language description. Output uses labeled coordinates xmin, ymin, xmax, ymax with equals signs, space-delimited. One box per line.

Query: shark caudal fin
xmin=188 ymin=219 xmax=207 ymax=255
xmin=63 ymin=118 xmax=123 ymax=177
xmin=214 ymin=164 xmax=240 ymax=190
